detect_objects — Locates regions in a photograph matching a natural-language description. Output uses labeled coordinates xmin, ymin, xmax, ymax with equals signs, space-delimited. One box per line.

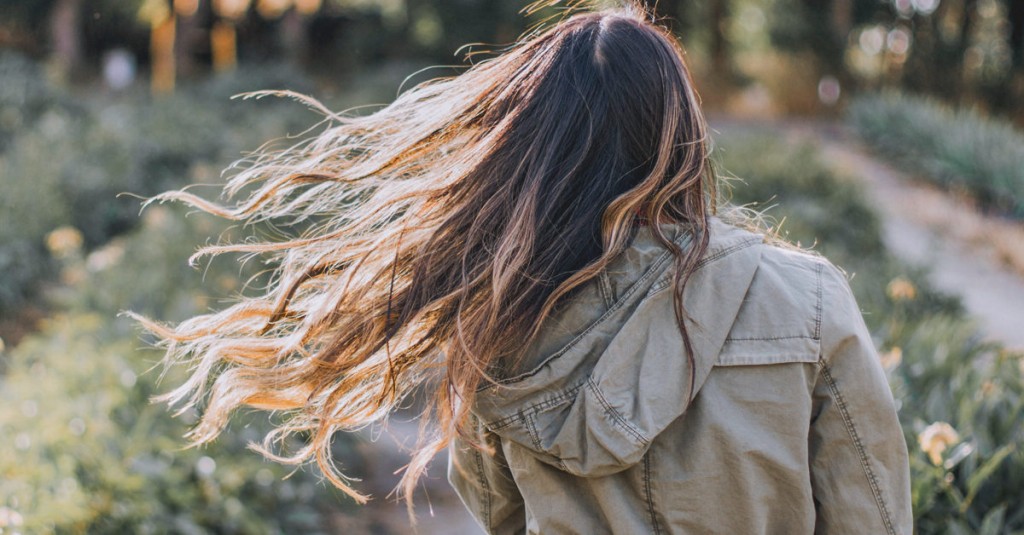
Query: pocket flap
xmin=717 ymin=336 xmax=820 ymax=366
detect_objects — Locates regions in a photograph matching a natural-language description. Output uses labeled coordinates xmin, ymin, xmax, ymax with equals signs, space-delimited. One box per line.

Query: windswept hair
xmin=133 ymin=1 xmax=716 ymax=507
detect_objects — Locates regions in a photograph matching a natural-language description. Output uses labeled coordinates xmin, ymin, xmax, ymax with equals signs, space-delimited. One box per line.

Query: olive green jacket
xmin=448 ymin=218 xmax=913 ymax=534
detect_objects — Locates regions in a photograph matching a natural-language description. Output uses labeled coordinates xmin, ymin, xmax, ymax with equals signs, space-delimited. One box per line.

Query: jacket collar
xmin=473 ymin=217 xmax=765 ymax=476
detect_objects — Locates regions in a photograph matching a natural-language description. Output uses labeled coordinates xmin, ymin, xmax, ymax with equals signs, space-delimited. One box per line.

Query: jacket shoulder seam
xmin=645 ymin=237 xmax=763 ymax=296
xmin=818 ymin=361 xmax=897 ymax=535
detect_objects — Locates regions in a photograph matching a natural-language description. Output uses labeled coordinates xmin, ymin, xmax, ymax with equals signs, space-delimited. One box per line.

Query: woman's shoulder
xmin=708 ymin=217 xmax=859 ymax=352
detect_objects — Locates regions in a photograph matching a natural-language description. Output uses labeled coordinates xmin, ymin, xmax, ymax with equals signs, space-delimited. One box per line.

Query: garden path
xmin=333 ymin=418 xmax=485 ymax=534
xmin=713 ymin=118 xmax=1024 ymax=352
xmin=821 ymin=130 xmax=1024 ymax=353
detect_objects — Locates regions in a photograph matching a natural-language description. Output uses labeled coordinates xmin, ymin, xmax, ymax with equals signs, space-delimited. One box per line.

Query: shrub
xmin=847 ymin=92 xmax=1024 ymax=219
xmin=886 ymin=317 xmax=1024 ymax=534
xmin=0 ymin=207 xmax=359 ymax=534
xmin=0 ymin=60 xmax=318 ymax=317
xmin=0 ymin=52 xmax=79 ymax=152
xmin=0 ymin=313 xmax=350 ymax=534
xmin=714 ymin=132 xmax=888 ymax=262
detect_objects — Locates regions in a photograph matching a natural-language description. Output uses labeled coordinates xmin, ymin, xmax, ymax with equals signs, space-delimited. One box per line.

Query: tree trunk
xmin=211 ymin=20 xmax=238 ymax=72
xmin=48 ymin=0 xmax=83 ymax=83
xmin=1008 ymin=0 xmax=1024 ymax=71
xmin=710 ymin=0 xmax=729 ymax=73
xmin=959 ymin=0 xmax=978 ymax=102
xmin=280 ymin=8 xmax=309 ymax=66
xmin=151 ymin=13 xmax=177 ymax=94
xmin=830 ymin=0 xmax=852 ymax=41
xmin=174 ymin=4 xmax=202 ymax=79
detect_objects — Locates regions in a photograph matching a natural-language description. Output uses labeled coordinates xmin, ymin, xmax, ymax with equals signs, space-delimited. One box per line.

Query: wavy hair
xmin=132 ymin=1 xmax=716 ymax=507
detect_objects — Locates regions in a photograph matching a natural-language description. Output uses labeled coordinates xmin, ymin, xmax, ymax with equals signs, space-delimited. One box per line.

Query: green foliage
xmin=716 ymin=133 xmax=1024 ymax=533
xmin=847 ymin=92 xmax=1024 ymax=219
xmin=0 ymin=206 xmax=358 ymax=534
xmin=0 ymin=52 xmax=76 ymax=152
xmin=715 ymin=132 xmax=888 ymax=261
xmin=2 ymin=53 xmax=1021 ymax=531
xmin=0 ymin=54 xmax=315 ymax=317
xmin=0 ymin=58 xmax=372 ymax=531
xmin=886 ymin=318 xmax=1024 ymax=534
xmin=0 ymin=313 xmax=345 ymax=534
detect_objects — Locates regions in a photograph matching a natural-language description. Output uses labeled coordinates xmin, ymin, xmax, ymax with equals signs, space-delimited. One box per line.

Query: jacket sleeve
xmin=808 ymin=262 xmax=913 ymax=534
xmin=448 ymin=414 xmax=526 ymax=535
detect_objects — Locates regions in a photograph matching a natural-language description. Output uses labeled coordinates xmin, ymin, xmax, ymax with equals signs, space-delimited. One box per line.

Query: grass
xmin=847 ymin=92 xmax=1024 ymax=219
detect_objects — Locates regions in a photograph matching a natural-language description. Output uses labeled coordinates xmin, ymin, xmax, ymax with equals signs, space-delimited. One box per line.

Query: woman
xmin=135 ymin=2 xmax=912 ymax=533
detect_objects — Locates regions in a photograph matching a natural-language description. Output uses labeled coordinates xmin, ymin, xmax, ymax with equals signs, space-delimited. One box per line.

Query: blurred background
xmin=1 ymin=0 xmax=1022 ymax=533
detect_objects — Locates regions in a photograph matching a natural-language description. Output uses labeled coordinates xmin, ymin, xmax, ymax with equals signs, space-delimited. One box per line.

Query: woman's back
xmin=449 ymin=218 xmax=912 ymax=534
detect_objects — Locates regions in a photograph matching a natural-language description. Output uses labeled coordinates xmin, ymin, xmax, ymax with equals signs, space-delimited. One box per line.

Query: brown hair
xmin=132 ymin=0 xmax=715 ymax=507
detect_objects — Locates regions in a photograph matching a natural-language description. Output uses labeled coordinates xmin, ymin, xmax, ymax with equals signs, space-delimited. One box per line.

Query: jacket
xmin=447 ymin=217 xmax=913 ymax=534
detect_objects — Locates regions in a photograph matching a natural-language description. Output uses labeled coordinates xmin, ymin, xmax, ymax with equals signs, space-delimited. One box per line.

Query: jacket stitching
xmin=524 ymin=413 xmax=544 ymax=452
xmin=645 ymin=239 xmax=762 ymax=296
xmin=598 ymin=272 xmax=616 ymax=308
xmin=523 ymin=413 xmax=569 ymax=471
xmin=819 ymin=362 xmax=897 ymax=535
xmin=488 ymin=382 xmax=585 ymax=430
xmin=489 ymin=235 xmax=763 ymax=387
xmin=814 ymin=262 xmax=824 ymax=340
xmin=643 ymin=453 xmax=662 ymax=535
xmin=725 ymin=335 xmax=817 ymax=342
xmin=472 ymin=442 xmax=493 ymax=529
xmin=716 ymin=355 xmax=819 ymax=366
xmin=587 ymin=377 xmax=649 ymax=445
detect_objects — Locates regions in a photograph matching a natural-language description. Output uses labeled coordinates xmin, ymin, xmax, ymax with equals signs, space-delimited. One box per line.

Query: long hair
xmin=132 ymin=1 xmax=715 ymax=506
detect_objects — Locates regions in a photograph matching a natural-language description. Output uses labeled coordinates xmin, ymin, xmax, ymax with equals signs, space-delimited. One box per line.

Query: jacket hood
xmin=472 ymin=217 xmax=765 ymax=477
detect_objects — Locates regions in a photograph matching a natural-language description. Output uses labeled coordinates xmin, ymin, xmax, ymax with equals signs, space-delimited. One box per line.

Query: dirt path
xmin=713 ymin=117 xmax=1024 ymax=352
xmin=820 ymin=135 xmax=1024 ymax=352
xmin=331 ymin=419 xmax=485 ymax=534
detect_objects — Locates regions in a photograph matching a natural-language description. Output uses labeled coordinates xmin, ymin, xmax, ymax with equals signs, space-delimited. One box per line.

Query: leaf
xmin=963 ymin=443 xmax=1017 ymax=512
xmin=946 ymin=519 xmax=974 ymax=535
xmin=979 ymin=504 xmax=1007 ymax=535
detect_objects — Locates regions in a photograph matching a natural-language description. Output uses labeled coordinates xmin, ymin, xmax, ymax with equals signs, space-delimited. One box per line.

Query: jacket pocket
xmin=716 ymin=336 xmax=820 ymax=366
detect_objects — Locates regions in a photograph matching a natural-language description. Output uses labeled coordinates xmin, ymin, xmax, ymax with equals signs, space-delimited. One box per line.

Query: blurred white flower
xmin=0 ymin=507 xmax=24 ymax=527
xmin=86 ymin=242 xmax=125 ymax=272
xmin=919 ymin=422 xmax=960 ymax=466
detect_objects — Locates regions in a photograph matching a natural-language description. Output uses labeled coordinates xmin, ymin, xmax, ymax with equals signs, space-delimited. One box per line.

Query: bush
xmin=714 ymin=133 xmax=888 ymax=262
xmin=715 ymin=132 xmax=1024 ymax=533
xmin=0 ymin=206 xmax=360 ymax=534
xmin=0 ymin=313 xmax=349 ymax=534
xmin=847 ymin=92 xmax=1024 ymax=219
xmin=0 ymin=52 xmax=80 ymax=152
xmin=0 ymin=59 xmax=317 ymax=317
xmin=713 ymin=131 xmax=962 ymax=324
xmin=887 ymin=317 xmax=1024 ymax=534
